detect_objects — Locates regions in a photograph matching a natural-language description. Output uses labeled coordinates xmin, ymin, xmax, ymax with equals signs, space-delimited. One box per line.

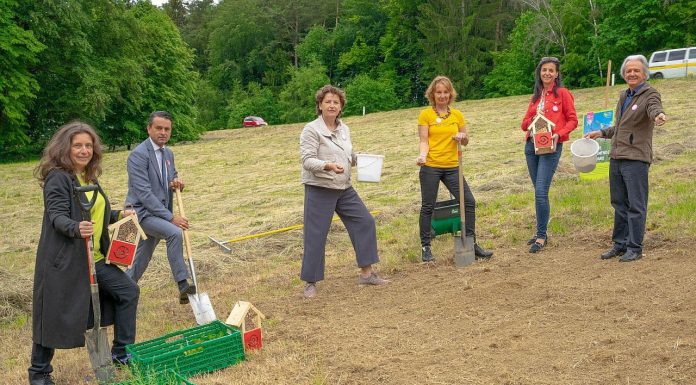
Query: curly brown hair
xmin=315 ymin=85 xmax=346 ymax=121
xmin=34 ymin=121 xmax=103 ymax=186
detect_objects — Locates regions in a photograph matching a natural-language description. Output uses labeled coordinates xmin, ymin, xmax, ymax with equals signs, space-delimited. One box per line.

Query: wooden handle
xmin=174 ymin=188 xmax=193 ymax=260
xmin=457 ymin=142 xmax=466 ymax=233
xmin=85 ymin=237 xmax=96 ymax=285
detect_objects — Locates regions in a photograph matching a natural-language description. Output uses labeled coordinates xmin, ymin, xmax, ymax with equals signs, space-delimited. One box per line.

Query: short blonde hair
xmin=425 ymin=76 xmax=457 ymax=106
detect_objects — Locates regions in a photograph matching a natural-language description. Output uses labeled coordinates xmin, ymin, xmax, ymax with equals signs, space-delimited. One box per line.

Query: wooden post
xmin=604 ymin=60 xmax=612 ymax=109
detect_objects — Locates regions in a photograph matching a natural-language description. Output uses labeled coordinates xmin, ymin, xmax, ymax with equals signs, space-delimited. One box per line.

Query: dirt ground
xmin=3 ymin=79 xmax=696 ymax=385
xmin=186 ymin=233 xmax=696 ymax=385
xmin=7 ymin=233 xmax=695 ymax=385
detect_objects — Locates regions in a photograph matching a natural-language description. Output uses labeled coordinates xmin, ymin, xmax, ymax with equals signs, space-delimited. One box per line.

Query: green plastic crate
xmin=431 ymin=199 xmax=461 ymax=236
xmin=126 ymin=320 xmax=245 ymax=378
xmin=113 ymin=368 xmax=194 ymax=385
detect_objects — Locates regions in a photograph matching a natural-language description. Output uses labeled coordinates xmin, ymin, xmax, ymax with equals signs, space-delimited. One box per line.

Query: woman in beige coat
xmin=299 ymin=85 xmax=387 ymax=299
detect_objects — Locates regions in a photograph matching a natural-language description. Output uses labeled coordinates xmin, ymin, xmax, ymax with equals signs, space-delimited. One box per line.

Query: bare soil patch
xmin=2 ymin=79 xmax=695 ymax=384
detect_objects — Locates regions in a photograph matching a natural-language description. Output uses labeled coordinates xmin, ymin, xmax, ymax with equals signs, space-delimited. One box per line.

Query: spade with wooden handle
xmin=74 ymin=184 xmax=115 ymax=384
xmin=453 ymin=142 xmax=476 ymax=267
xmin=174 ymin=187 xmax=217 ymax=325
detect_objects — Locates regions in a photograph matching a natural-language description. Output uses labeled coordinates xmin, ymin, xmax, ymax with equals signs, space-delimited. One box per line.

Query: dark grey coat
xmin=32 ymin=170 xmax=120 ymax=348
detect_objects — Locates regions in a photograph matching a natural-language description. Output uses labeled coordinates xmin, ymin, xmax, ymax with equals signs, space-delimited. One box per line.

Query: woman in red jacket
xmin=521 ymin=57 xmax=578 ymax=253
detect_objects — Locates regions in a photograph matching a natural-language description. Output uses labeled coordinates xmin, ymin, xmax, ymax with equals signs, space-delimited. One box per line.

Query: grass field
xmin=1 ymin=78 xmax=695 ymax=384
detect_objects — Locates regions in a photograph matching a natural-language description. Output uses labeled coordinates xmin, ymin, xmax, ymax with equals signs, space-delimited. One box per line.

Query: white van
xmin=648 ymin=47 xmax=696 ymax=79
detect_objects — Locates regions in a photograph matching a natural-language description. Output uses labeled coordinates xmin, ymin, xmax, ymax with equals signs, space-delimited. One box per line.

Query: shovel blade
xmin=85 ymin=327 xmax=114 ymax=384
xmin=454 ymin=234 xmax=476 ymax=267
xmin=189 ymin=292 xmax=217 ymax=325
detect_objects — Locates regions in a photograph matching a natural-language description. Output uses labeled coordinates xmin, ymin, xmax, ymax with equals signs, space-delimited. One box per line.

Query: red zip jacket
xmin=521 ymin=86 xmax=578 ymax=143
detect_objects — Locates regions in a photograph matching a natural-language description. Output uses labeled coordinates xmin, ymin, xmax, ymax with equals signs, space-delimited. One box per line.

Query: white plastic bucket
xmin=570 ymin=138 xmax=600 ymax=173
xmin=356 ymin=154 xmax=384 ymax=182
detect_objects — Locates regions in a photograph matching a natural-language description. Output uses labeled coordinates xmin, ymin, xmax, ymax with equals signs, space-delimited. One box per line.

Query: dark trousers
xmin=419 ymin=165 xmax=475 ymax=247
xmin=96 ymin=260 xmax=139 ymax=356
xmin=28 ymin=261 xmax=139 ymax=378
xmin=609 ymin=159 xmax=650 ymax=253
xmin=28 ymin=343 xmax=54 ymax=380
xmin=301 ymin=185 xmax=379 ymax=283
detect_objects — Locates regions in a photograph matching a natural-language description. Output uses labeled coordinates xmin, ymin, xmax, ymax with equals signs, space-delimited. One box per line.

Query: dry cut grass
xmin=1 ymin=78 xmax=695 ymax=384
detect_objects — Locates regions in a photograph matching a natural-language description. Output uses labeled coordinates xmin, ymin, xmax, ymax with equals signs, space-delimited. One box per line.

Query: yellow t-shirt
xmin=417 ymin=107 xmax=466 ymax=168
xmin=77 ymin=175 xmax=106 ymax=263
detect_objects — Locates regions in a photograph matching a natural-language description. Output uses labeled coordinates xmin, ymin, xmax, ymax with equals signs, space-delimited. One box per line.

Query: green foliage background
xmin=2 ymin=0 xmax=696 ymax=160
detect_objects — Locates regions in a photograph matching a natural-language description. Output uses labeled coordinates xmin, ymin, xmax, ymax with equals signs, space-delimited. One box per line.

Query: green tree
xmin=379 ymin=0 xmax=427 ymax=106
xmin=279 ymin=61 xmax=330 ymax=123
xmin=344 ymin=74 xmax=400 ymax=116
xmin=162 ymin=0 xmax=187 ymax=28
xmin=296 ymin=25 xmax=333 ymax=68
xmin=127 ymin=1 xmax=200 ymax=143
xmin=333 ymin=0 xmax=389 ymax=83
xmin=181 ymin=0 xmax=216 ymax=72
xmin=207 ymin=0 xmax=274 ymax=90
xmin=18 ymin=0 xmax=199 ymax=151
xmin=482 ymin=11 xmax=536 ymax=97
xmin=226 ymin=82 xmax=280 ymax=128
xmin=269 ymin=0 xmax=335 ymax=68
xmin=21 ymin=0 xmax=95 ymax=147
xmin=79 ymin=0 xmax=146 ymax=149
xmin=595 ymin=0 xmax=696 ymax=79
xmin=0 ymin=0 xmax=45 ymax=160
xmin=195 ymin=79 xmax=228 ymax=131
xmin=418 ymin=0 xmax=519 ymax=99
xmin=337 ymin=37 xmax=380 ymax=78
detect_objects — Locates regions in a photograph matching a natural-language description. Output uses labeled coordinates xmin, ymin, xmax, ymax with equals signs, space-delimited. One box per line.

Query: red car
xmin=242 ymin=116 xmax=268 ymax=127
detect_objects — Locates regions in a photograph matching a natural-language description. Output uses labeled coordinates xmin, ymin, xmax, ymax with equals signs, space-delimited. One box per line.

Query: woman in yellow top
xmin=416 ymin=75 xmax=493 ymax=262
xmin=29 ymin=121 xmax=139 ymax=384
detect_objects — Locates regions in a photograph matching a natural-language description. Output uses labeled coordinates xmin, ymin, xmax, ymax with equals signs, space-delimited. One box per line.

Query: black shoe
xmin=421 ymin=246 xmax=434 ymax=262
xmin=526 ymin=236 xmax=537 ymax=245
xmin=529 ymin=240 xmax=546 ymax=253
xmin=29 ymin=373 xmax=55 ymax=385
xmin=112 ymin=352 xmax=133 ymax=366
xmin=474 ymin=243 xmax=493 ymax=259
xmin=529 ymin=235 xmax=547 ymax=253
xmin=600 ymin=246 xmax=626 ymax=260
xmin=178 ymin=281 xmax=197 ymax=304
xmin=619 ymin=250 xmax=642 ymax=262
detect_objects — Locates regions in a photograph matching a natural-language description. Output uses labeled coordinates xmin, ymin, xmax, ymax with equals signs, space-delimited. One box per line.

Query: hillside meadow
xmin=1 ymin=78 xmax=696 ymax=384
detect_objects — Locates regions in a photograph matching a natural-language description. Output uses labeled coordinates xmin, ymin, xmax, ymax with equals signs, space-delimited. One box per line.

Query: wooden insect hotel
xmin=106 ymin=215 xmax=147 ymax=269
xmin=528 ymin=113 xmax=556 ymax=155
xmin=225 ymin=301 xmax=266 ymax=351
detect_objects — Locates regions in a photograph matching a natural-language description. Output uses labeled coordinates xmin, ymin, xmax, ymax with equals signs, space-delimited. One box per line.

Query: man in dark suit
xmin=125 ymin=111 xmax=195 ymax=303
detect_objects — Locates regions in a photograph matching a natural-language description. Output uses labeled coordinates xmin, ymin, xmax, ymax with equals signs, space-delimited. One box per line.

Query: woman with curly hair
xmin=29 ymin=121 xmax=139 ymax=384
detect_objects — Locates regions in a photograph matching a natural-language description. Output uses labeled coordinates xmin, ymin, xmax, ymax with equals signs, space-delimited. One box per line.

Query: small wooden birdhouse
xmin=225 ymin=301 xmax=266 ymax=351
xmin=106 ymin=215 xmax=147 ymax=269
xmin=528 ymin=113 xmax=557 ymax=155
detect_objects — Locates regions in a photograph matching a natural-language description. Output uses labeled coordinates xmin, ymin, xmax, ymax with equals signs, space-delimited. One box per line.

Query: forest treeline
xmin=2 ymin=0 xmax=695 ymax=160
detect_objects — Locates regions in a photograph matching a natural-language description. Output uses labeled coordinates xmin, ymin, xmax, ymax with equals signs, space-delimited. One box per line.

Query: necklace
xmin=434 ymin=106 xmax=451 ymax=123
